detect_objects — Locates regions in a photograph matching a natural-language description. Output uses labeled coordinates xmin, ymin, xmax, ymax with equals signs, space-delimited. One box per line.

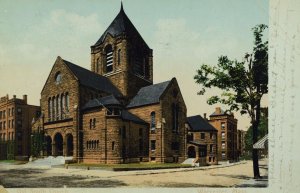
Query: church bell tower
xmin=90 ymin=3 xmax=153 ymax=100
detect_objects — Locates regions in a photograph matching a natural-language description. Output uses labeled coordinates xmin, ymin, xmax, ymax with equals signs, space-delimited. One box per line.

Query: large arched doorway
xmin=54 ymin=133 xmax=63 ymax=156
xmin=66 ymin=134 xmax=73 ymax=156
xmin=45 ymin=136 xmax=52 ymax=156
xmin=188 ymin=146 xmax=196 ymax=158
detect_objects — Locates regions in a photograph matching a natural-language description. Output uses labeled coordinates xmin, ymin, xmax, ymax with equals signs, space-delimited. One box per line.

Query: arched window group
xmin=86 ymin=140 xmax=99 ymax=149
xmin=172 ymin=103 xmax=179 ymax=132
xmin=48 ymin=92 xmax=69 ymax=121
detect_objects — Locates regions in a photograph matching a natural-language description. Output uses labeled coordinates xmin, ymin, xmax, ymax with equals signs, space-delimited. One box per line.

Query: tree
xmin=194 ymin=24 xmax=268 ymax=178
xmin=245 ymin=107 xmax=268 ymax=153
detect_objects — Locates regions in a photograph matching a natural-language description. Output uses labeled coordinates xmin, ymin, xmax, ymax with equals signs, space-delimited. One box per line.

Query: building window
xmin=151 ymin=140 xmax=156 ymax=151
xmin=3 ymin=110 xmax=6 ymax=118
xmin=222 ymin=152 xmax=226 ymax=159
xmin=171 ymin=142 xmax=180 ymax=151
xmin=89 ymin=119 xmax=92 ymax=129
xmin=210 ymin=133 xmax=213 ymax=139
xmin=105 ymin=45 xmax=113 ymax=73
xmin=107 ymin=108 xmax=113 ymax=115
xmin=11 ymin=108 xmax=14 ymax=116
xmin=122 ymin=126 xmax=126 ymax=139
xmin=210 ymin=144 xmax=213 ymax=153
xmin=8 ymin=109 xmax=11 ymax=116
xmin=0 ymin=122 xmax=2 ymax=130
xmin=52 ymin=96 xmax=56 ymax=120
xmin=112 ymin=141 xmax=115 ymax=150
xmin=150 ymin=112 xmax=155 ymax=131
xmin=222 ymin=142 xmax=226 ymax=149
xmin=172 ymin=103 xmax=179 ymax=132
xmin=55 ymin=72 xmax=62 ymax=84
xmin=8 ymin=120 xmax=11 ymax=128
xmin=117 ymin=49 xmax=121 ymax=65
xmin=93 ymin=118 xmax=96 ymax=128
xmin=151 ymin=157 xmax=156 ymax=161
xmin=221 ymin=122 xmax=225 ymax=130
xmin=96 ymin=58 xmax=100 ymax=73
xmin=201 ymin=133 xmax=205 ymax=139
xmin=209 ymin=157 xmax=212 ymax=162
xmin=139 ymin=139 xmax=143 ymax=153
xmin=187 ymin=133 xmax=194 ymax=142
xmin=3 ymin=121 xmax=6 ymax=129
xmin=60 ymin=94 xmax=64 ymax=119
xmin=0 ymin=111 xmax=2 ymax=119
xmin=65 ymin=93 xmax=69 ymax=113
xmin=48 ymin=98 xmax=51 ymax=121
xmin=221 ymin=132 xmax=225 ymax=139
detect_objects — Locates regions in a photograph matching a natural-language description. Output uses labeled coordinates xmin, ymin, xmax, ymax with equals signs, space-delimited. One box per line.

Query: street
xmin=0 ymin=159 xmax=268 ymax=188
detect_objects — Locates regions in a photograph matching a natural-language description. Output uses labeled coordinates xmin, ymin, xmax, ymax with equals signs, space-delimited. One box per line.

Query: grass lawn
xmin=68 ymin=162 xmax=191 ymax=170
xmin=0 ymin=160 xmax=28 ymax=164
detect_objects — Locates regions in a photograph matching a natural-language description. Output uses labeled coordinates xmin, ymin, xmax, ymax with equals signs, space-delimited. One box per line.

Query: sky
xmin=0 ymin=0 xmax=269 ymax=130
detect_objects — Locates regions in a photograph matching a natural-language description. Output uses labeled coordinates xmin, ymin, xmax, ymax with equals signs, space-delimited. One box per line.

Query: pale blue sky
xmin=0 ymin=0 xmax=268 ymax=130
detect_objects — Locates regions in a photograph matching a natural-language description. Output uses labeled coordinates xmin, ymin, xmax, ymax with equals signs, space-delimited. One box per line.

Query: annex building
xmin=34 ymin=4 xmax=187 ymax=164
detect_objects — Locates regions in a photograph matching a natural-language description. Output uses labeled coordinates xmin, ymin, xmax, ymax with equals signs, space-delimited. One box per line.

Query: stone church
xmin=35 ymin=4 xmax=187 ymax=164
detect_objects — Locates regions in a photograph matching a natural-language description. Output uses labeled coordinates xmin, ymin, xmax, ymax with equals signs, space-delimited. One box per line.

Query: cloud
xmin=0 ymin=9 xmax=104 ymax=105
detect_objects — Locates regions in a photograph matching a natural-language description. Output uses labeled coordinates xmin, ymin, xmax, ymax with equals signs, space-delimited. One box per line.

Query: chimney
xmin=13 ymin=95 xmax=16 ymax=99
xmin=203 ymin=113 xmax=207 ymax=119
xmin=216 ymin=107 xmax=221 ymax=114
xmin=23 ymin=95 xmax=27 ymax=104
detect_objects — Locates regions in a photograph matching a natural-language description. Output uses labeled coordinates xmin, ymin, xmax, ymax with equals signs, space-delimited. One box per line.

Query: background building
xmin=186 ymin=115 xmax=218 ymax=165
xmin=0 ymin=94 xmax=40 ymax=160
xmin=208 ymin=107 xmax=238 ymax=162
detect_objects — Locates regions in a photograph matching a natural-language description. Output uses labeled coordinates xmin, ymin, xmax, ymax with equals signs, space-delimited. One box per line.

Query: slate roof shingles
xmin=127 ymin=80 xmax=171 ymax=108
xmin=93 ymin=6 xmax=149 ymax=48
xmin=187 ymin=115 xmax=217 ymax=132
xmin=63 ymin=59 xmax=122 ymax=97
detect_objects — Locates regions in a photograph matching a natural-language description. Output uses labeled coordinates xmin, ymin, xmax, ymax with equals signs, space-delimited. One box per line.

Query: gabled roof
xmin=121 ymin=110 xmax=148 ymax=125
xmin=62 ymin=59 xmax=122 ymax=97
xmin=127 ymin=80 xmax=171 ymax=108
xmin=187 ymin=115 xmax=217 ymax=132
xmin=82 ymin=95 xmax=121 ymax=110
xmin=92 ymin=3 xmax=149 ymax=48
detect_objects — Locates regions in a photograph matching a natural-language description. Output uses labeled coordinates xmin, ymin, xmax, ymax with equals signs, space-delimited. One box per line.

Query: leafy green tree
xmin=194 ymin=24 xmax=268 ymax=178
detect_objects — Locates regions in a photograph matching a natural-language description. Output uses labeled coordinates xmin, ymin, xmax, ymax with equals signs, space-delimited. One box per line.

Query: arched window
xmin=52 ymin=96 xmax=56 ymax=121
xmin=61 ymin=94 xmax=65 ymax=119
xmin=57 ymin=95 xmax=61 ymax=120
xmin=96 ymin=140 xmax=99 ymax=148
xmin=105 ymin=45 xmax=113 ymax=73
xmin=55 ymin=72 xmax=62 ymax=84
xmin=117 ymin=49 xmax=121 ymax=65
xmin=65 ymin=92 xmax=69 ymax=112
xmin=172 ymin=103 xmax=179 ymax=132
xmin=150 ymin=112 xmax=155 ymax=131
xmin=96 ymin=58 xmax=100 ymax=73
xmin=56 ymin=95 xmax=59 ymax=120
xmin=48 ymin=98 xmax=51 ymax=121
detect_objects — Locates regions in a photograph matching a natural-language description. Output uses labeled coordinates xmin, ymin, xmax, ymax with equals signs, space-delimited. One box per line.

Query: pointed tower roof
xmin=92 ymin=3 xmax=149 ymax=48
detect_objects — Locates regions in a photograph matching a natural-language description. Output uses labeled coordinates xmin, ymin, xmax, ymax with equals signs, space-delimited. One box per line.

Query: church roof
xmin=63 ymin=59 xmax=122 ymax=97
xmin=127 ymin=80 xmax=171 ymax=108
xmin=92 ymin=3 xmax=149 ymax=48
xmin=187 ymin=115 xmax=217 ymax=132
xmin=82 ymin=95 xmax=121 ymax=110
xmin=121 ymin=110 xmax=148 ymax=125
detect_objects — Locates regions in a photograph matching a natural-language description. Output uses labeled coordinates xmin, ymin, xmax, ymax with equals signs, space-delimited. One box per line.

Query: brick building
xmin=35 ymin=4 xmax=187 ymax=164
xmin=0 ymin=94 xmax=40 ymax=160
xmin=237 ymin=129 xmax=246 ymax=158
xmin=208 ymin=107 xmax=238 ymax=162
xmin=186 ymin=115 xmax=218 ymax=165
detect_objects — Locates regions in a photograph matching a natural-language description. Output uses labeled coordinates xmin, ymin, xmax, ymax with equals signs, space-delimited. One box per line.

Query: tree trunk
xmin=252 ymin=101 xmax=261 ymax=179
